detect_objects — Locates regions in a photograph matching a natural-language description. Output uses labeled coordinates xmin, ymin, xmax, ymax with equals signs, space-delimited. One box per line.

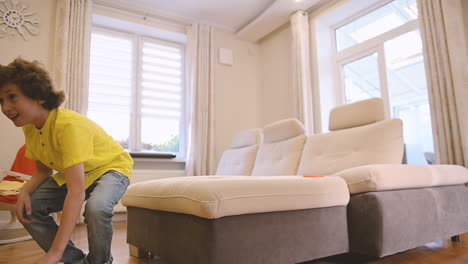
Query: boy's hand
xmin=16 ymin=190 xmax=35 ymax=224
xmin=34 ymin=251 xmax=62 ymax=264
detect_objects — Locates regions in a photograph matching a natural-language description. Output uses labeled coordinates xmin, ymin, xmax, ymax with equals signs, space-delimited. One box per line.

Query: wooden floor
xmin=1 ymin=221 xmax=468 ymax=264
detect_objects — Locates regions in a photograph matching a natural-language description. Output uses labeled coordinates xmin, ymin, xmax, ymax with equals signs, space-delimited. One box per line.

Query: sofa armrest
xmin=333 ymin=164 xmax=468 ymax=194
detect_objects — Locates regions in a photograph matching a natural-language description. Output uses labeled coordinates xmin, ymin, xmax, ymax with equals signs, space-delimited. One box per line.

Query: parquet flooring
xmin=1 ymin=222 xmax=467 ymax=264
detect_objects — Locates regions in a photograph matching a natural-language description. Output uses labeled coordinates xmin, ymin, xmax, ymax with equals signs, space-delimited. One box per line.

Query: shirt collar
xmin=34 ymin=108 xmax=58 ymax=133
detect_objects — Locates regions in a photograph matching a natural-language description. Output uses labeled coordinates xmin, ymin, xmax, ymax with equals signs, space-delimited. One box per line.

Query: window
xmin=332 ymin=0 xmax=433 ymax=164
xmin=88 ymin=18 xmax=186 ymax=158
xmin=342 ymin=53 xmax=381 ymax=103
xmin=335 ymin=0 xmax=418 ymax=51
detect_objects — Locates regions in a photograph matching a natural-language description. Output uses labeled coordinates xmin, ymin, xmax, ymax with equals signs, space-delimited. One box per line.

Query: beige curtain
xmin=290 ymin=11 xmax=314 ymax=134
xmin=53 ymin=0 xmax=92 ymax=114
xmin=185 ymin=24 xmax=216 ymax=176
xmin=418 ymin=0 xmax=468 ymax=166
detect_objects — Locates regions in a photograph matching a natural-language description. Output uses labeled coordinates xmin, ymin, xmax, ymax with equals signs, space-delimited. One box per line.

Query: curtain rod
xmin=93 ymin=0 xmax=191 ymax=26
xmin=306 ymin=0 xmax=343 ymax=16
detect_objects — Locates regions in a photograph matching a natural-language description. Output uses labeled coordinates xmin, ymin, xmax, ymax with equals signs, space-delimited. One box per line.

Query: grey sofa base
xmin=126 ymin=206 xmax=349 ymax=264
xmin=347 ymin=184 xmax=468 ymax=257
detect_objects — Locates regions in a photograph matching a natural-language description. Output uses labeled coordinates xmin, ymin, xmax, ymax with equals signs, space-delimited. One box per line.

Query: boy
xmin=0 ymin=58 xmax=133 ymax=264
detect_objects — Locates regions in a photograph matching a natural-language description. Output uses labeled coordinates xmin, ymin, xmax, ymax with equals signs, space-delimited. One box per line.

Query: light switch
xmin=219 ymin=48 xmax=233 ymax=66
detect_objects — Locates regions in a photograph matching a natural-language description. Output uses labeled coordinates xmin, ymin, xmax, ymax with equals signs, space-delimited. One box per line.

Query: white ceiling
xmin=117 ymin=0 xmax=276 ymax=32
xmin=236 ymin=0 xmax=322 ymax=42
xmin=106 ymin=0 xmax=327 ymax=42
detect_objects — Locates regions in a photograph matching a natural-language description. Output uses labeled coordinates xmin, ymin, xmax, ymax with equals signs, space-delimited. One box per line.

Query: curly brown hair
xmin=0 ymin=57 xmax=65 ymax=110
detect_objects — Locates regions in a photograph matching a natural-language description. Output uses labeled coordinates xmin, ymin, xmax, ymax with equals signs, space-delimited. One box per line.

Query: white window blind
xmin=139 ymin=39 xmax=184 ymax=153
xmin=88 ymin=27 xmax=185 ymax=155
xmin=88 ymin=30 xmax=133 ymax=149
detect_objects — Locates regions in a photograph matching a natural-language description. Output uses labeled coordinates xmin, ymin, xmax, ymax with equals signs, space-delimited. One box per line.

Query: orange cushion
xmin=10 ymin=145 xmax=36 ymax=176
xmin=0 ymin=145 xmax=36 ymax=204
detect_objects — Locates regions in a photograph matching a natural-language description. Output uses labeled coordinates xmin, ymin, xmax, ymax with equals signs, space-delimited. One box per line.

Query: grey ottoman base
xmin=126 ymin=206 xmax=349 ymax=264
xmin=347 ymin=185 xmax=468 ymax=257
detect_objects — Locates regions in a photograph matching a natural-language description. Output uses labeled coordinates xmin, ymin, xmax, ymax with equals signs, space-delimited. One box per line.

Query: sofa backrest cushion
xmin=297 ymin=119 xmax=404 ymax=176
xmin=252 ymin=119 xmax=306 ymax=176
xmin=230 ymin=128 xmax=263 ymax=148
xmin=263 ymin=118 xmax=305 ymax=143
xmin=329 ymin=97 xmax=385 ymax=131
xmin=216 ymin=129 xmax=262 ymax=176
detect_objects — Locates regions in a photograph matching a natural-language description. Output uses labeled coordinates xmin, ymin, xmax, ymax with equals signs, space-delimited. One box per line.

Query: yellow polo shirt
xmin=22 ymin=108 xmax=133 ymax=189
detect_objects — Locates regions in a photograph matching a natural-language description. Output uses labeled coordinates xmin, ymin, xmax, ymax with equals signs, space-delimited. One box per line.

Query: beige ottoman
xmin=335 ymin=164 xmax=468 ymax=257
xmin=122 ymin=175 xmax=350 ymax=264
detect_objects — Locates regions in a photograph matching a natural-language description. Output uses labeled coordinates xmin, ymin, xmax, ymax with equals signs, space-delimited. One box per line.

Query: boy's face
xmin=0 ymin=83 xmax=47 ymax=128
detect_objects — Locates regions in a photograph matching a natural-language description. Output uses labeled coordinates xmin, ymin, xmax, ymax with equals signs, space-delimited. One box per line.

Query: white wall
xmin=0 ymin=1 xmax=263 ymax=170
xmin=213 ymin=28 xmax=263 ymax=165
xmin=463 ymin=0 xmax=468 ymax=47
xmin=463 ymin=0 xmax=468 ymax=97
xmin=0 ymin=0 xmax=57 ymax=224
xmin=0 ymin=1 xmax=266 ymax=172
xmin=0 ymin=0 xmax=57 ymax=170
xmin=258 ymin=25 xmax=294 ymax=126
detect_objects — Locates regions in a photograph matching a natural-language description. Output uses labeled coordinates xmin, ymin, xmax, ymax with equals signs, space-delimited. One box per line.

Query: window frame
xmin=89 ymin=24 xmax=187 ymax=160
xmin=333 ymin=16 xmax=420 ymax=118
xmin=326 ymin=0 xmax=434 ymax=164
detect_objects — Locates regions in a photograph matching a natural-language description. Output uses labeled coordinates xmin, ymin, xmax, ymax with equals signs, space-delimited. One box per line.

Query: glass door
xmin=342 ymin=52 xmax=381 ymax=104
xmin=384 ymin=29 xmax=433 ymax=164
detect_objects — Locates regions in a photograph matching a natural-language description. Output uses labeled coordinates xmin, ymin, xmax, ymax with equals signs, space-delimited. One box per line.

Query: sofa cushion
xmin=122 ymin=176 xmax=350 ymax=219
xmin=329 ymin=97 xmax=385 ymax=131
xmin=251 ymin=118 xmax=306 ymax=176
xmin=230 ymin=128 xmax=263 ymax=148
xmin=297 ymin=119 xmax=404 ymax=176
xmin=334 ymin=164 xmax=468 ymax=194
xmin=216 ymin=129 xmax=262 ymax=176
xmin=216 ymin=145 xmax=259 ymax=176
xmin=216 ymin=128 xmax=262 ymax=176
xmin=262 ymin=118 xmax=305 ymax=143
xmin=251 ymin=135 xmax=306 ymax=176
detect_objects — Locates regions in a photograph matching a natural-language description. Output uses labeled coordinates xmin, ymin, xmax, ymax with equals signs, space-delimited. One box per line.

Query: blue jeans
xmin=22 ymin=170 xmax=130 ymax=264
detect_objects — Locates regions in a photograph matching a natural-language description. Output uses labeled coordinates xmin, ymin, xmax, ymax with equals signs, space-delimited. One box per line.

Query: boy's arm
xmin=22 ymin=160 xmax=53 ymax=193
xmin=41 ymin=163 xmax=86 ymax=263
xmin=16 ymin=161 xmax=53 ymax=224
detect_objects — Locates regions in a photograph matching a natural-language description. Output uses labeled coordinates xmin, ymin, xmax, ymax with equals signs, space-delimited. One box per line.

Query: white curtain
xmin=53 ymin=0 xmax=92 ymax=114
xmin=290 ymin=10 xmax=314 ymax=134
xmin=185 ymin=24 xmax=216 ymax=176
xmin=418 ymin=0 xmax=468 ymax=166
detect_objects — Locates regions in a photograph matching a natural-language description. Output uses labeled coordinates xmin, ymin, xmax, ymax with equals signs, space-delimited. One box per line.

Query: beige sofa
xmin=122 ymin=118 xmax=350 ymax=264
xmin=122 ymin=98 xmax=468 ymax=263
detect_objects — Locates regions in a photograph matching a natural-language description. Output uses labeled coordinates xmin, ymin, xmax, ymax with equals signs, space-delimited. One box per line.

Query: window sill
xmin=132 ymin=157 xmax=185 ymax=163
xmin=129 ymin=152 xmax=176 ymax=159
xmin=127 ymin=151 xmax=186 ymax=165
